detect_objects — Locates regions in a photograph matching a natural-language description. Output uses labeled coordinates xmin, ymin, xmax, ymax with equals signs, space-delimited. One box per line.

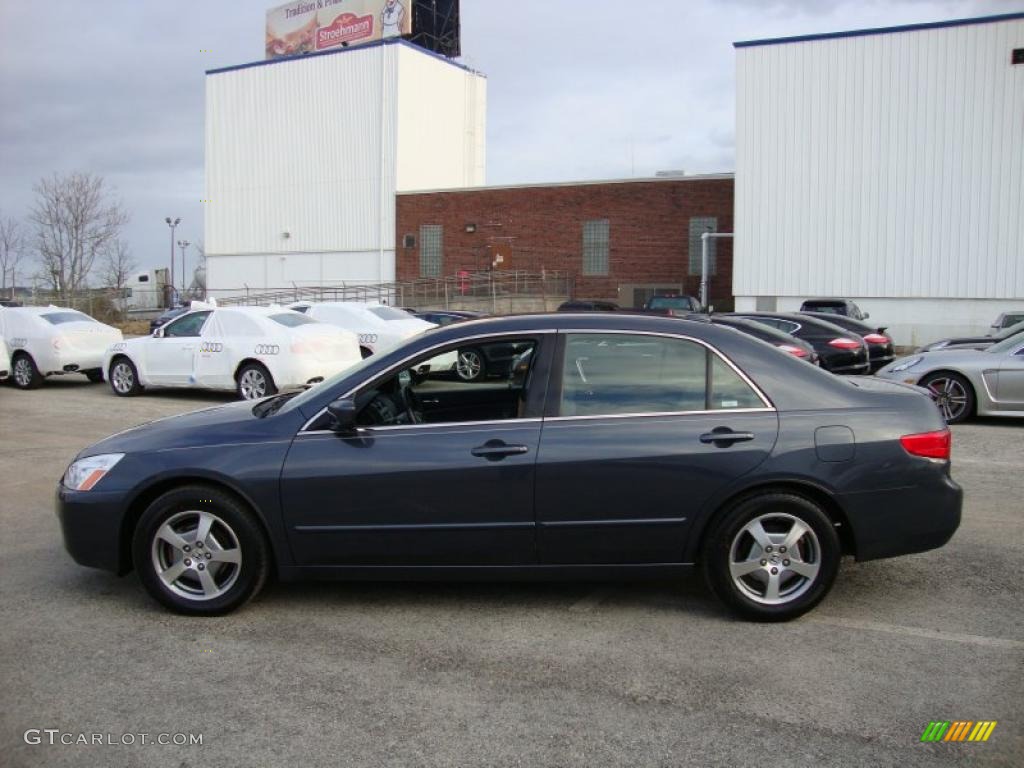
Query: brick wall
xmin=396 ymin=176 xmax=734 ymax=308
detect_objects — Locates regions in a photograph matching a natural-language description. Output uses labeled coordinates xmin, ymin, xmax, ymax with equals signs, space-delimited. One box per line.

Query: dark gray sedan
xmin=57 ymin=313 xmax=961 ymax=621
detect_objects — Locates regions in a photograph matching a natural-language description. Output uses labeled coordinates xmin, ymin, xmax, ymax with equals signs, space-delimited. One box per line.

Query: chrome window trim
xmin=544 ymin=407 xmax=774 ymax=424
xmin=300 ymin=417 xmax=543 ymax=437
xmin=299 ymin=330 xmax=557 ymax=432
xmin=298 ymin=326 xmax=775 ymax=433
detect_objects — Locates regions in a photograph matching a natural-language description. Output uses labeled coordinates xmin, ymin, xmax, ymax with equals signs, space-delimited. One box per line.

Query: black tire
xmin=109 ymin=356 xmax=143 ymax=397
xmin=236 ymin=362 xmax=277 ymax=401
xmin=919 ymin=371 xmax=974 ymax=425
xmin=702 ymin=492 xmax=840 ymax=622
xmin=456 ymin=347 xmax=487 ymax=382
xmin=132 ymin=485 xmax=271 ymax=616
xmin=84 ymin=368 xmax=104 ymax=383
xmin=11 ymin=352 xmax=43 ymax=389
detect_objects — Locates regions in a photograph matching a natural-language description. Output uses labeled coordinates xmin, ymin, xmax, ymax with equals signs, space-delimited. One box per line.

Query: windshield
xmin=41 ymin=311 xmax=95 ymax=325
xmin=270 ymin=313 xmax=318 ymax=327
xmin=995 ymin=320 xmax=1024 ymax=340
xmin=987 ymin=331 xmax=1024 ymax=355
xmin=647 ymin=296 xmax=694 ymax=310
xmin=368 ymin=306 xmax=414 ymax=321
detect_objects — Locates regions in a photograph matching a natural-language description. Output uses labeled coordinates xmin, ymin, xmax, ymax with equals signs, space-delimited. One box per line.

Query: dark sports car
xmin=58 ymin=313 xmax=960 ymax=621
xmin=800 ymin=311 xmax=895 ymax=372
xmin=731 ymin=312 xmax=871 ymax=375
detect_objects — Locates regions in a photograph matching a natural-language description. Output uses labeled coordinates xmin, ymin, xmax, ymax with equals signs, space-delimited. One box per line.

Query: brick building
xmin=396 ymin=174 xmax=735 ymax=309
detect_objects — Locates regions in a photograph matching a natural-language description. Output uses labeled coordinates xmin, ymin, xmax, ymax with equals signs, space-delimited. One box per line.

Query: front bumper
xmin=56 ymin=485 xmax=130 ymax=574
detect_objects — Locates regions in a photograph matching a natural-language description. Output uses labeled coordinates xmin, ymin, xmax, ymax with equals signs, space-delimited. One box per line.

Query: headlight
xmin=63 ymin=453 xmax=125 ymax=491
xmin=890 ymin=356 xmax=923 ymax=373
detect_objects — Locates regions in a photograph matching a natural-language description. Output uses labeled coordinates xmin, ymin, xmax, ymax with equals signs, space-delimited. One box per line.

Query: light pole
xmin=165 ymin=217 xmax=180 ymax=306
xmin=177 ymin=239 xmax=191 ymax=296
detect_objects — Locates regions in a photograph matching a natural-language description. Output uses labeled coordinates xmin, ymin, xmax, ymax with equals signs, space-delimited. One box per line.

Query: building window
xmin=419 ymin=225 xmax=443 ymax=278
xmin=688 ymin=217 xmax=718 ymax=276
xmin=582 ymin=219 xmax=609 ymax=276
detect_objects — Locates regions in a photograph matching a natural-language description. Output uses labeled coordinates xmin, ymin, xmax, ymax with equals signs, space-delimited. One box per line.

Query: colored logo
xmin=316 ymin=12 xmax=374 ymax=49
xmin=920 ymin=721 xmax=997 ymax=742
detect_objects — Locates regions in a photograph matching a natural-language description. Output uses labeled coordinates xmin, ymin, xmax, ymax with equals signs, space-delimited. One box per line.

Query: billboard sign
xmin=266 ymin=0 xmax=412 ymax=59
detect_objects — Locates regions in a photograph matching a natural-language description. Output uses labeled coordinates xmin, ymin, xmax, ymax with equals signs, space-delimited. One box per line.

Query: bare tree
xmin=29 ymin=172 xmax=129 ymax=301
xmin=0 ymin=212 xmax=26 ymax=300
xmin=98 ymin=238 xmax=137 ymax=291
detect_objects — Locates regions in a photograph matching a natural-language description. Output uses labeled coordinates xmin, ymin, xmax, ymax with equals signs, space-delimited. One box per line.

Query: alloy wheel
xmin=13 ymin=358 xmax=33 ymax=387
xmin=457 ymin=350 xmax=483 ymax=381
xmin=151 ymin=510 xmax=242 ymax=601
xmin=111 ymin=362 xmax=134 ymax=394
xmin=728 ymin=513 xmax=821 ymax=605
xmin=924 ymin=377 xmax=968 ymax=422
xmin=239 ymin=369 xmax=267 ymax=400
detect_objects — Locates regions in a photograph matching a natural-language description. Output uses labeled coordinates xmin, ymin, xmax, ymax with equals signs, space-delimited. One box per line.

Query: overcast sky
xmin=0 ymin=0 xmax=1015 ymax=277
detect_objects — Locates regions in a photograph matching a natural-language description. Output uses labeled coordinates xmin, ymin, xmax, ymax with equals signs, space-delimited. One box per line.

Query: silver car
xmin=876 ymin=333 xmax=1024 ymax=423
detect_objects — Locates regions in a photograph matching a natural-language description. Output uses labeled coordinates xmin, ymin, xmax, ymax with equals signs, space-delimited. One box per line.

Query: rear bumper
xmin=842 ymin=471 xmax=962 ymax=561
xmin=56 ymin=485 xmax=129 ymax=574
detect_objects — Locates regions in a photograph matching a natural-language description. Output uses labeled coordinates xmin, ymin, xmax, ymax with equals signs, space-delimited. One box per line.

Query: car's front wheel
xmin=236 ymin=362 xmax=277 ymax=401
xmin=109 ymin=357 xmax=143 ymax=396
xmin=702 ymin=492 xmax=840 ymax=622
xmin=11 ymin=352 xmax=43 ymax=389
xmin=132 ymin=485 xmax=270 ymax=615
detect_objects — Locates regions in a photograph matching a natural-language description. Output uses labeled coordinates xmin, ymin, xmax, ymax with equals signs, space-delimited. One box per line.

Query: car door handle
xmin=471 ymin=440 xmax=530 ymax=460
xmin=699 ymin=429 xmax=755 ymax=446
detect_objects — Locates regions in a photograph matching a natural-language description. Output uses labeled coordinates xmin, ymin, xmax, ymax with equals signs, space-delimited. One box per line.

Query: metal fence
xmin=210 ymin=270 xmax=574 ymax=312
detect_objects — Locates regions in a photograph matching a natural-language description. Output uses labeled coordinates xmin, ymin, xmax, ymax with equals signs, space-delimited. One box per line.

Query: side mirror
xmin=326 ymin=397 xmax=358 ymax=432
xmin=153 ymin=327 xmax=165 ymax=338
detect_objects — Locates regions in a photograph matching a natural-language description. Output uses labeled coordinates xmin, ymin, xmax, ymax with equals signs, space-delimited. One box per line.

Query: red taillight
xmin=900 ymin=429 xmax=951 ymax=460
xmin=828 ymin=337 xmax=862 ymax=350
xmin=777 ymin=344 xmax=808 ymax=358
xmin=863 ymin=333 xmax=889 ymax=344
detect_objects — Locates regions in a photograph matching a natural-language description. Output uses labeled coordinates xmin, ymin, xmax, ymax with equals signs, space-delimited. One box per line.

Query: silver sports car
xmin=876 ymin=333 xmax=1024 ymax=424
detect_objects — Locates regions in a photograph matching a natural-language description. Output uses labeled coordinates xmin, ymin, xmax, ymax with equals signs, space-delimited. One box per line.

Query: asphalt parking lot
xmin=1 ymin=378 xmax=1021 ymax=767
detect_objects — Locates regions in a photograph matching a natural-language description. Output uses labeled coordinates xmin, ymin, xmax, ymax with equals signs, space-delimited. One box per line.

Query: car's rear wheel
xmin=11 ymin=352 xmax=43 ymax=389
xmin=703 ymin=492 xmax=840 ymax=622
xmin=132 ymin=485 xmax=270 ymax=615
xmin=109 ymin=357 xmax=143 ymax=396
xmin=236 ymin=362 xmax=277 ymax=401
xmin=456 ymin=347 xmax=487 ymax=382
xmin=919 ymin=372 xmax=973 ymax=424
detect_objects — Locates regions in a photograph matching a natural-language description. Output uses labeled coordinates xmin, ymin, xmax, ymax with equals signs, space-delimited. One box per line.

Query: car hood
xmin=879 ymin=348 xmax=996 ymax=376
xmin=79 ymin=399 xmax=303 ymax=458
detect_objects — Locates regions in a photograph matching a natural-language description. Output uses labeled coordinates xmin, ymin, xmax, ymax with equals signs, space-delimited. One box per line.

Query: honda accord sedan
xmin=57 ymin=314 xmax=961 ymax=621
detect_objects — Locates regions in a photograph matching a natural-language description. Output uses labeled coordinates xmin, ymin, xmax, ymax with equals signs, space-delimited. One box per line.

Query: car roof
xmin=4 ymin=305 xmax=82 ymax=316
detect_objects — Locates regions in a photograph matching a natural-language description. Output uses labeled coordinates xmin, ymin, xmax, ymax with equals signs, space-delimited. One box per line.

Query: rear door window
xmin=557 ymin=333 xmax=765 ymax=417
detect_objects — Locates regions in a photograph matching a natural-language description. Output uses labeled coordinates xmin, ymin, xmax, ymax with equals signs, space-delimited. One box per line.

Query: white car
xmin=0 ymin=336 xmax=10 ymax=381
xmin=288 ymin=301 xmax=435 ymax=355
xmin=0 ymin=306 xmax=123 ymax=389
xmin=103 ymin=304 xmax=362 ymax=400
xmin=289 ymin=300 xmax=458 ymax=378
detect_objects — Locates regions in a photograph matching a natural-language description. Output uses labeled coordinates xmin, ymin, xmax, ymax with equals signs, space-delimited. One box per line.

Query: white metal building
xmin=734 ymin=13 xmax=1024 ymax=346
xmin=204 ymin=39 xmax=486 ymax=299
